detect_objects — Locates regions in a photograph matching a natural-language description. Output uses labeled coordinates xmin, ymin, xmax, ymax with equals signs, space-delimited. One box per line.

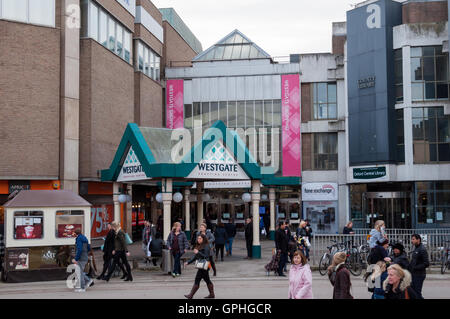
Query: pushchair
xmin=264 ymin=249 xmax=281 ymax=276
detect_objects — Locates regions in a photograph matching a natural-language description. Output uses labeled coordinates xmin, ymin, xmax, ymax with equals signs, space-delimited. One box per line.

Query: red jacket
xmin=329 ymin=263 xmax=353 ymax=299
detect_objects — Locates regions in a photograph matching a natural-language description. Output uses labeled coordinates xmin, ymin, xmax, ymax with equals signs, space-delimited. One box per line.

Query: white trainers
xmin=74 ymin=288 xmax=86 ymax=292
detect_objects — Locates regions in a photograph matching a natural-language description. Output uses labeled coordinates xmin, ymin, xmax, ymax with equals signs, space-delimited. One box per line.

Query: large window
xmin=416 ymin=181 xmax=450 ymax=225
xmin=82 ymin=0 xmax=132 ymax=64
xmin=185 ymin=99 xmax=282 ymax=130
xmin=312 ymin=83 xmax=337 ymax=120
xmin=411 ymin=46 xmax=449 ymax=101
xmin=312 ymin=133 xmax=338 ymax=170
xmin=55 ymin=210 xmax=84 ymax=238
xmin=136 ymin=40 xmax=161 ymax=82
xmin=394 ymin=49 xmax=403 ymax=103
xmin=13 ymin=211 xmax=44 ymax=240
xmin=0 ymin=0 xmax=55 ymax=27
xmin=413 ymin=107 xmax=450 ymax=163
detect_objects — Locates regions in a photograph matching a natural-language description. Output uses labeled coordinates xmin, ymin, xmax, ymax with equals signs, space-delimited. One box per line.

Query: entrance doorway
xmin=362 ymin=192 xmax=412 ymax=229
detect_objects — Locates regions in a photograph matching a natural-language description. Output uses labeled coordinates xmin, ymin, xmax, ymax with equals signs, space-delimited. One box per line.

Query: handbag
xmin=304 ymin=237 xmax=311 ymax=248
xmin=125 ymin=233 xmax=133 ymax=245
xmin=195 ymin=258 xmax=210 ymax=270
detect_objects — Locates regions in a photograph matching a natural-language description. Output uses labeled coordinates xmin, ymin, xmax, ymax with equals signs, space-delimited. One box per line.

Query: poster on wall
xmin=14 ymin=217 xmax=43 ymax=239
xmin=58 ymin=224 xmax=81 ymax=238
xmin=303 ymin=201 xmax=338 ymax=234
xmin=166 ymin=79 xmax=184 ymax=129
xmin=6 ymin=248 xmax=30 ymax=271
xmin=91 ymin=205 xmax=114 ymax=239
xmin=281 ymin=74 xmax=301 ymax=177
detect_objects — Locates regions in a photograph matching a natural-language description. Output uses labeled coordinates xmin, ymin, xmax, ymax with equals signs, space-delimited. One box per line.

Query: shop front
xmin=302 ymin=182 xmax=339 ymax=234
xmin=101 ymin=121 xmax=301 ymax=258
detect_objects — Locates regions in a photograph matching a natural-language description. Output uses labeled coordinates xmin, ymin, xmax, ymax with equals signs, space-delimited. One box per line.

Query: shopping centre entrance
xmin=362 ymin=192 xmax=412 ymax=229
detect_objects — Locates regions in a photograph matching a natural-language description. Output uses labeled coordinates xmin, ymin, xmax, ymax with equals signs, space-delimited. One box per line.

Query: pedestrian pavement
xmin=0 ymin=236 xmax=449 ymax=299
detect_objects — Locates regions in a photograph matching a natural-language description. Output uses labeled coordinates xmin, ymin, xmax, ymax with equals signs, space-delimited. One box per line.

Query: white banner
xmin=302 ymin=183 xmax=338 ymax=201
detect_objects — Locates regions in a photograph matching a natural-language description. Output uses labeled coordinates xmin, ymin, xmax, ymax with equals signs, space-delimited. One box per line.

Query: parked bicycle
xmin=342 ymin=240 xmax=364 ymax=276
xmin=318 ymin=240 xmax=345 ymax=276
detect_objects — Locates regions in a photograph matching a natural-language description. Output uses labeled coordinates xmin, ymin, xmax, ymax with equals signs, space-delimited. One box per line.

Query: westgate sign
xmin=187 ymin=141 xmax=250 ymax=180
xmin=117 ymin=146 xmax=148 ymax=182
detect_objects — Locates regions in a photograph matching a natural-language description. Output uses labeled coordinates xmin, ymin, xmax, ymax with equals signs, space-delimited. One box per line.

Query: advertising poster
xmin=281 ymin=74 xmax=301 ymax=177
xmin=6 ymin=248 xmax=30 ymax=271
xmin=14 ymin=217 xmax=43 ymax=239
xmin=166 ymin=79 xmax=184 ymax=129
xmin=91 ymin=205 xmax=114 ymax=239
xmin=303 ymin=201 xmax=338 ymax=234
xmin=58 ymin=224 xmax=82 ymax=238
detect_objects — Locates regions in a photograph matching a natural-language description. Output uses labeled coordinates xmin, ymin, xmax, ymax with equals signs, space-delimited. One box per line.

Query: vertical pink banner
xmin=281 ymin=74 xmax=301 ymax=177
xmin=166 ymin=79 xmax=184 ymax=129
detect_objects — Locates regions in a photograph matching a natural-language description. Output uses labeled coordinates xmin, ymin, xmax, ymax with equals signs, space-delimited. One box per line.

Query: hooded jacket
xmin=288 ymin=263 xmax=313 ymax=299
xmin=75 ymin=234 xmax=90 ymax=262
xmin=329 ymin=263 xmax=353 ymax=299
xmin=383 ymin=269 xmax=418 ymax=299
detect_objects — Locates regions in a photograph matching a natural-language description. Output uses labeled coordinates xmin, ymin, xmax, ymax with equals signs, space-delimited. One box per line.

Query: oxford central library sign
xmin=353 ymin=167 xmax=386 ymax=180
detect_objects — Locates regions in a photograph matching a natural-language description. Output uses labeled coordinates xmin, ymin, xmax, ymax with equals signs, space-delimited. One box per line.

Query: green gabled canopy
xmin=101 ymin=121 xmax=301 ymax=186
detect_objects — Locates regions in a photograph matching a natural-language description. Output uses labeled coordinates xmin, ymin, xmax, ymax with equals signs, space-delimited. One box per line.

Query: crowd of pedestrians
xmin=64 ymin=215 xmax=434 ymax=300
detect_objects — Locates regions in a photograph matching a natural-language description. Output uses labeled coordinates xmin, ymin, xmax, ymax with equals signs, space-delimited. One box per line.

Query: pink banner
xmin=166 ymin=79 xmax=184 ymax=129
xmin=281 ymin=74 xmax=301 ymax=177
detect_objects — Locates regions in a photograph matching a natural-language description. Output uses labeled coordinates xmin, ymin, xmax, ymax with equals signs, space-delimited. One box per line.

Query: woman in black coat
xmin=214 ymin=223 xmax=228 ymax=261
xmin=97 ymin=223 xmax=126 ymax=280
xmin=184 ymin=234 xmax=215 ymax=299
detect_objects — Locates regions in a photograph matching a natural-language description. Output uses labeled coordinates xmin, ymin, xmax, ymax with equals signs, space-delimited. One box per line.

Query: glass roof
xmin=193 ymin=30 xmax=271 ymax=62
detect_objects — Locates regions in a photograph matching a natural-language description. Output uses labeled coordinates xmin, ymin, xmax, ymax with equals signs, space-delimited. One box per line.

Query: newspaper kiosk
xmin=2 ymin=190 xmax=91 ymax=283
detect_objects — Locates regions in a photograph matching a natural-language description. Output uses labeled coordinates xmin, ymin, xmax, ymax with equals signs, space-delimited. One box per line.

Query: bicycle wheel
xmin=348 ymin=253 xmax=363 ymax=276
xmin=319 ymin=253 xmax=331 ymax=276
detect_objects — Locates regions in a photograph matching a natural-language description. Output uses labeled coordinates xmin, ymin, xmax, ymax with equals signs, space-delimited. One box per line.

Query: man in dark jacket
xmin=97 ymin=223 xmax=116 ymax=280
xmin=214 ymin=223 xmax=228 ymax=261
xmin=224 ymin=219 xmax=237 ymax=256
xmin=275 ymin=221 xmax=289 ymax=277
xmin=244 ymin=217 xmax=253 ymax=259
xmin=408 ymin=234 xmax=429 ymax=299
xmin=149 ymin=232 xmax=164 ymax=266
xmin=392 ymin=242 xmax=409 ymax=269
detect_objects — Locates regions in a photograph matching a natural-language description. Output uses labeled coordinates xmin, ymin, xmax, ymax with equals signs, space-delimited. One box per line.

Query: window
xmin=394 ymin=49 xmax=403 ymax=103
xmin=416 ymin=182 xmax=450 ymax=225
xmin=313 ymin=133 xmax=338 ymax=170
xmin=411 ymin=46 xmax=449 ymax=101
xmin=88 ymin=1 xmax=98 ymax=41
xmin=273 ymin=99 xmax=282 ymax=127
xmin=99 ymin=10 xmax=107 ymax=46
xmin=108 ymin=16 xmax=116 ymax=51
xmin=124 ymin=30 xmax=131 ymax=63
xmin=13 ymin=211 xmax=44 ymax=240
xmin=184 ymin=104 xmax=193 ymax=129
xmin=312 ymin=83 xmax=337 ymax=120
xmin=55 ymin=210 xmax=84 ymax=238
xmin=1 ymin=0 xmax=54 ymax=27
xmin=116 ymin=24 xmax=123 ymax=58
xmin=413 ymin=107 xmax=450 ymax=163
xmin=135 ymin=40 xmax=161 ymax=82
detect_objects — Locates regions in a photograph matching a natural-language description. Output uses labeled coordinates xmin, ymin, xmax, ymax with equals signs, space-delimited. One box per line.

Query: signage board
xmin=166 ymin=79 xmax=184 ymax=129
xmin=281 ymin=74 xmax=301 ymax=177
xmin=117 ymin=146 xmax=148 ymax=182
xmin=353 ymin=167 xmax=386 ymax=179
xmin=302 ymin=183 xmax=338 ymax=201
xmin=187 ymin=141 xmax=250 ymax=180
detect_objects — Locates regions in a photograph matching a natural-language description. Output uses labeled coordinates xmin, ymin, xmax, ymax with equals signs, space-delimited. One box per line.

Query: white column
xmin=197 ymin=182 xmax=204 ymax=229
xmin=269 ymin=188 xmax=276 ymax=238
xmin=184 ymin=188 xmax=191 ymax=232
xmin=251 ymin=180 xmax=261 ymax=258
xmin=113 ymin=182 xmax=121 ymax=222
xmin=162 ymin=178 xmax=173 ymax=241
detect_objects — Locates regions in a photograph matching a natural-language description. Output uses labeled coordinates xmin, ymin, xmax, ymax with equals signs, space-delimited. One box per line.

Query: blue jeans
xmin=172 ymin=252 xmax=182 ymax=275
xmin=77 ymin=261 xmax=91 ymax=289
xmin=225 ymin=237 xmax=234 ymax=255
xmin=372 ymin=294 xmax=385 ymax=299
xmin=411 ymin=274 xmax=425 ymax=299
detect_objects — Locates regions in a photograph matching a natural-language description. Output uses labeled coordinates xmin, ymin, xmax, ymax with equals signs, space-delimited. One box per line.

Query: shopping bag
xmin=125 ymin=233 xmax=133 ymax=245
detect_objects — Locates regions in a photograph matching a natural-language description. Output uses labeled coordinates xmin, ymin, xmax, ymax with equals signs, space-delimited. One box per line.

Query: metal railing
xmin=309 ymin=229 xmax=450 ymax=267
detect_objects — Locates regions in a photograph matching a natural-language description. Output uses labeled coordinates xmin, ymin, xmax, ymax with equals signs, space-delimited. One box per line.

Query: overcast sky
xmin=151 ymin=0 xmax=361 ymax=57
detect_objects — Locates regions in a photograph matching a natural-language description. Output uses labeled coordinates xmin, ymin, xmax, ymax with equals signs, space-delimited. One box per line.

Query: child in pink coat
xmin=288 ymin=250 xmax=313 ymax=299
